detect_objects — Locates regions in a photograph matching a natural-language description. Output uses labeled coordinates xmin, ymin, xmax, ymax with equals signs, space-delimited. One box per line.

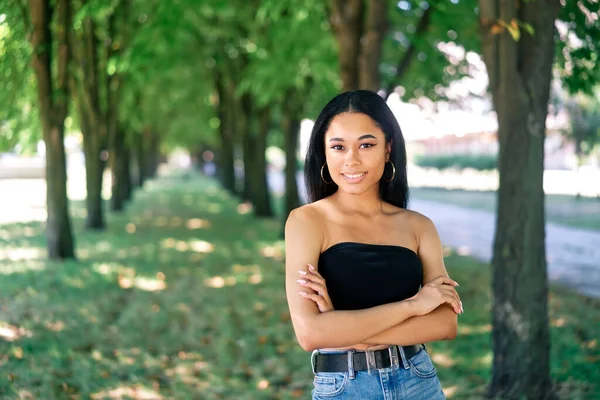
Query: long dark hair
xmin=304 ymin=90 xmax=409 ymax=208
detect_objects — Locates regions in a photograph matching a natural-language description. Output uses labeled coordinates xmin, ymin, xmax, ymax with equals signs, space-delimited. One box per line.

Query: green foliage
xmin=240 ymin=0 xmax=340 ymax=112
xmin=414 ymin=153 xmax=497 ymax=171
xmin=0 ymin=5 xmax=40 ymax=153
xmin=556 ymin=0 xmax=600 ymax=94
xmin=382 ymin=0 xmax=481 ymax=101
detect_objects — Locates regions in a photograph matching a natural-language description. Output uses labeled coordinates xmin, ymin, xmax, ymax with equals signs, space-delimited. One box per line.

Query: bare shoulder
xmin=285 ymin=202 xmax=326 ymax=239
xmin=403 ymin=209 xmax=436 ymax=232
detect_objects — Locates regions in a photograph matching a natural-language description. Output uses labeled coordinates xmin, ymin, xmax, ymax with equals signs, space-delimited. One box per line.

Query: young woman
xmin=285 ymin=90 xmax=462 ymax=400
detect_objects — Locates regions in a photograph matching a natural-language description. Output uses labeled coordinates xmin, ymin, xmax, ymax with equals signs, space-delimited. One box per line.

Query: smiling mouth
xmin=342 ymin=173 xmax=366 ymax=178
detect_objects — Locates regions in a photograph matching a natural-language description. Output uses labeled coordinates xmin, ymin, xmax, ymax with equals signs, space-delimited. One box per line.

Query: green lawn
xmin=1 ymin=173 xmax=598 ymax=399
xmin=411 ymin=187 xmax=600 ymax=232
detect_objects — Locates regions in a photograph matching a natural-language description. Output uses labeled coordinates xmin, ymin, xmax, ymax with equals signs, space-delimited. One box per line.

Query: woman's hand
xmin=409 ymin=275 xmax=463 ymax=316
xmin=297 ymin=264 xmax=334 ymax=313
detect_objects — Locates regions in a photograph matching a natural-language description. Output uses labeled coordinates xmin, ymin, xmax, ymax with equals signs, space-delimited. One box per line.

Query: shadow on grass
xmin=0 ymin=173 xmax=598 ymax=399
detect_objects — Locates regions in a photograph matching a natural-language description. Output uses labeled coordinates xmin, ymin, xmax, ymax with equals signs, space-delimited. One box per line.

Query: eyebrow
xmin=328 ymin=134 xmax=378 ymax=142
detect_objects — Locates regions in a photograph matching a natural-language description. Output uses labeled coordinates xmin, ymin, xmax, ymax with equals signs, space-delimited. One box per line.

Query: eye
xmin=330 ymin=145 xmax=344 ymax=151
xmin=360 ymin=143 xmax=376 ymax=149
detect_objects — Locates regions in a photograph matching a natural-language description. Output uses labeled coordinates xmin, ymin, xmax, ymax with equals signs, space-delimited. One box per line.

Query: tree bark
xmin=28 ymin=0 xmax=76 ymax=260
xmin=132 ymin=131 xmax=146 ymax=188
xmin=479 ymin=1 xmax=560 ymax=398
xmin=122 ymin=143 xmax=132 ymax=202
xmin=250 ymin=106 xmax=273 ymax=217
xmin=241 ymin=93 xmax=254 ymax=202
xmin=358 ymin=0 xmax=387 ymax=91
xmin=72 ymin=15 xmax=106 ymax=229
xmin=214 ymin=67 xmax=236 ymax=194
xmin=77 ymin=94 xmax=105 ymax=229
xmin=329 ymin=0 xmax=387 ymax=92
xmin=329 ymin=0 xmax=364 ymax=91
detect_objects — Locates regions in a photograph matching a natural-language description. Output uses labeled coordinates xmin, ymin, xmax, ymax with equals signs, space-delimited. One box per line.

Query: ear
xmin=385 ymin=140 xmax=393 ymax=158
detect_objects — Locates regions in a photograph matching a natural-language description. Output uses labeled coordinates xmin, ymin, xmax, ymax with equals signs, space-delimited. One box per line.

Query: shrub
xmin=414 ymin=153 xmax=497 ymax=171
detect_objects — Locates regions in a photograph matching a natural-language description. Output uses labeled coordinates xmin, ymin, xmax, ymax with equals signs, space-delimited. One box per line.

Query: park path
xmin=406 ymin=199 xmax=600 ymax=298
xmin=266 ymin=169 xmax=600 ymax=298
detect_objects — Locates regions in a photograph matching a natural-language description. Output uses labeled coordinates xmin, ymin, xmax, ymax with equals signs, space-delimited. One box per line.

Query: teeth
xmin=344 ymin=173 xmax=365 ymax=179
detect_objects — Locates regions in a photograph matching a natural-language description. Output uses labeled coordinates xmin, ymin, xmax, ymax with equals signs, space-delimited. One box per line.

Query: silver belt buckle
xmin=365 ymin=349 xmax=377 ymax=374
xmin=388 ymin=345 xmax=400 ymax=367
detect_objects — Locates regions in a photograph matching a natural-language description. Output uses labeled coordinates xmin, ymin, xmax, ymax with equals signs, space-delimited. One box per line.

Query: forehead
xmin=325 ymin=112 xmax=384 ymax=140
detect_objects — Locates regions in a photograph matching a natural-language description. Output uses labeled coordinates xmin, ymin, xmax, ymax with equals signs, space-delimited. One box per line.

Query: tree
xmin=26 ymin=0 xmax=76 ymax=259
xmin=478 ymin=1 xmax=600 ymax=397
xmin=479 ymin=1 xmax=559 ymax=398
xmin=328 ymin=0 xmax=387 ymax=91
xmin=70 ymin=1 xmax=110 ymax=229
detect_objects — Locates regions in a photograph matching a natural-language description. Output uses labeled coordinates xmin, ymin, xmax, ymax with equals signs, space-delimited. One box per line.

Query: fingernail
xmin=308 ymin=264 xmax=315 ymax=271
xmin=297 ymin=279 xmax=307 ymax=284
xmin=299 ymin=292 xmax=307 ymax=296
xmin=455 ymin=282 xmax=459 ymax=286
xmin=298 ymin=270 xmax=307 ymax=275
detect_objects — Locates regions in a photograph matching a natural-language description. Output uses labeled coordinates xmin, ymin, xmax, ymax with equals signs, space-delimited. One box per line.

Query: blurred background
xmin=0 ymin=0 xmax=599 ymax=399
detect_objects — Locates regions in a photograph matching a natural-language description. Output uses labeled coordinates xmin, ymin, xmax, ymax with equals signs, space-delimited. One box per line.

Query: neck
xmin=331 ymin=185 xmax=383 ymax=216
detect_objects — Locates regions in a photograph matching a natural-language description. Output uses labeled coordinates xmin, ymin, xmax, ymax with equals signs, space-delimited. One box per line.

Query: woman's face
xmin=323 ymin=112 xmax=391 ymax=195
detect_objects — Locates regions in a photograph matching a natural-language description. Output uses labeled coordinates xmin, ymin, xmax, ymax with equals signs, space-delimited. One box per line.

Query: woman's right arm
xmin=285 ymin=207 xmax=426 ymax=351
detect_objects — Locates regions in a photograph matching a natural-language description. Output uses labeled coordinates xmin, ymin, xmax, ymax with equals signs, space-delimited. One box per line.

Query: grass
xmin=0 ymin=172 xmax=599 ymax=399
xmin=410 ymin=187 xmax=600 ymax=232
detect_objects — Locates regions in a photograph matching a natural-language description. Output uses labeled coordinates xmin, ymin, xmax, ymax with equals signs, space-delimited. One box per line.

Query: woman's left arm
xmin=361 ymin=214 xmax=460 ymax=345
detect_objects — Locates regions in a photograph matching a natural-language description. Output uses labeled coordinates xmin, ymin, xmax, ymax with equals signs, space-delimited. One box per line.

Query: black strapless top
xmin=318 ymin=242 xmax=423 ymax=311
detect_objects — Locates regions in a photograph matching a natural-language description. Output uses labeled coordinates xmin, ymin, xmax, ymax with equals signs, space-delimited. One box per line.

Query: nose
xmin=344 ymin=149 xmax=360 ymax=168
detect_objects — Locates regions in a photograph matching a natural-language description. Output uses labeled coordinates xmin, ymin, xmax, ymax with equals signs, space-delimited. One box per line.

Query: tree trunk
xmin=28 ymin=0 xmax=76 ymax=260
xmin=110 ymin=126 xmax=127 ymax=211
xmin=329 ymin=0 xmax=387 ymax=92
xmin=123 ymin=143 xmax=132 ymax=202
xmin=72 ymin=16 xmax=106 ymax=230
xmin=146 ymin=130 xmax=159 ymax=179
xmin=358 ymin=0 xmax=387 ymax=91
xmin=214 ymin=67 xmax=236 ymax=194
xmin=251 ymin=106 xmax=273 ymax=217
xmin=78 ymin=98 xmax=105 ymax=229
xmin=480 ymin=1 xmax=560 ymax=398
xmin=132 ymin=132 xmax=146 ymax=188
xmin=241 ymin=93 xmax=254 ymax=202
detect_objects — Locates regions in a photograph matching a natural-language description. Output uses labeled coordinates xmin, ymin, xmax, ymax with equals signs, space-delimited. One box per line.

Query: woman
xmin=284 ymin=90 xmax=462 ymax=400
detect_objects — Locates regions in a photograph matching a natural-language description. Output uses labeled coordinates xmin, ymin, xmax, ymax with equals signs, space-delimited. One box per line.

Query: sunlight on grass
xmin=476 ymin=352 xmax=493 ymax=367
xmin=118 ymin=275 xmax=166 ymax=291
xmin=185 ymin=217 xmax=210 ymax=230
xmin=431 ymin=352 xmax=457 ymax=367
xmin=91 ymin=386 xmax=163 ymax=400
xmin=160 ymin=238 xmax=214 ymax=253
xmin=443 ymin=385 xmax=458 ymax=397
xmin=259 ymin=244 xmax=284 ymax=261
xmin=0 ymin=260 xmax=46 ymax=274
xmin=237 ymin=202 xmax=252 ymax=214
xmin=0 ymin=246 xmax=45 ymax=261
xmin=458 ymin=324 xmax=492 ymax=335
xmin=0 ymin=322 xmax=32 ymax=341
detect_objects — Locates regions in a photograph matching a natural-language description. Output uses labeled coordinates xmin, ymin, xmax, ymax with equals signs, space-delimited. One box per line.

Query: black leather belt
xmin=312 ymin=344 xmax=423 ymax=374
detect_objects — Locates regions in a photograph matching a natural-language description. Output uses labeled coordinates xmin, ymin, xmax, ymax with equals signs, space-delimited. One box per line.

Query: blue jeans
xmin=311 ymin=347 xmax=446 ymax=400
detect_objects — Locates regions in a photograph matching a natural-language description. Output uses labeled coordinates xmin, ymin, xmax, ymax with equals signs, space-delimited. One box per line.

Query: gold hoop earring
xmin=320 ymin=163 xmax=333 ymax=184
xmin=385 ymin=160 xmax=396 ymax=182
